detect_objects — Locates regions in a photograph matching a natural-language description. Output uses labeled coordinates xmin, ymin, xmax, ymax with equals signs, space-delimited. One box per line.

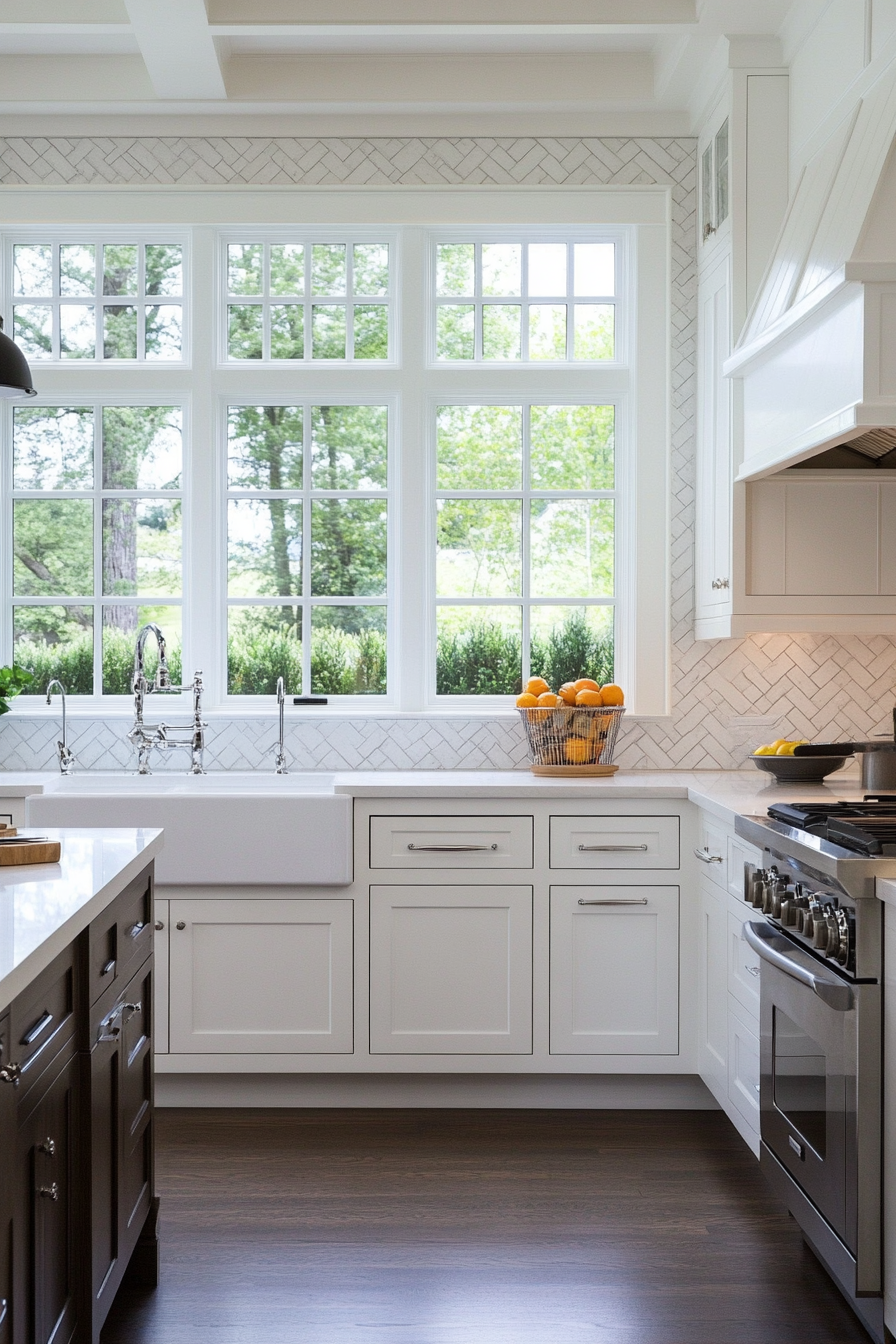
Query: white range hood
xmin=726 ymin=67 xmax=896 ymax=481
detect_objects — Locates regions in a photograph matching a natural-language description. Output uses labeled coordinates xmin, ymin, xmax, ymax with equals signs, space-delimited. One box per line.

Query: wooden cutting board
xmin=0 ymin=840 xmax=61 ymax=866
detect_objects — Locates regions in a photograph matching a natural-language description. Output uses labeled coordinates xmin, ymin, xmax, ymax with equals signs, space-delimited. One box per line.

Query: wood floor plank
xmin=100 ymin=1108 xmax=874 ymax=1344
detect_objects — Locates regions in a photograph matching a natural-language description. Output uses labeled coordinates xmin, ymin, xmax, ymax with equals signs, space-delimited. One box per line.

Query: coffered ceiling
xmin=0 ymin=0 xmax=796 ymax=133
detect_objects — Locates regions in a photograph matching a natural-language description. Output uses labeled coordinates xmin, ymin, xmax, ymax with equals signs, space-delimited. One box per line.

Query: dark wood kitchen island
xmin=0 ymin=827 xmax=163 ymax=1344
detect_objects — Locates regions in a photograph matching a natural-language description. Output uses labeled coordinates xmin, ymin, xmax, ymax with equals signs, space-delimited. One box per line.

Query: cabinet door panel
xmin=728 ymin=999 xmax=761 ymax=1132
xmin=728 ymin=910 xmax=761 ymax=1020
xmin=370 ymin=816 xmax=533 ymax=869
xmin=549 ymin=886 xmax=679 ymax=1054
xmin=695 ymin=251 xmax=732 ymax=617
xmin=549 ymin=815 xmax=679 ymax=870
xmin=698 ymin=882 xmax=727 ymax=1085
xmin=169 ymin=899 xmax=353 ymax=1054
xmin=370 ymin=886 xmax=532 ymax=1054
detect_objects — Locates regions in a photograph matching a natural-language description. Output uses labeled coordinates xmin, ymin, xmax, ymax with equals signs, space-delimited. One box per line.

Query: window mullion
xmin=303 ymin=400 xmax=312 ymax=697
xmin=93 ymin=407 xmax=103 ymax=694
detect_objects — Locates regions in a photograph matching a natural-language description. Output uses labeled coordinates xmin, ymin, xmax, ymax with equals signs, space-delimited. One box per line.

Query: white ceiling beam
xmin=206 ymin=0 xmax=697 ymax=22
xmin=124 ymin=0 xmax=227 ymax=99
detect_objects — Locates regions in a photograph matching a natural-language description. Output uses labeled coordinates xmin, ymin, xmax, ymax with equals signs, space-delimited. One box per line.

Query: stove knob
xmin=812 ymin=906 xmax=832 ymax=951
xmin=747 ymin=871 xmax=765 ymax=907
xmin=833 ymin=908 xmax=851 ymax=967
xmin=781 ymin=899 xmax=800 ymax=928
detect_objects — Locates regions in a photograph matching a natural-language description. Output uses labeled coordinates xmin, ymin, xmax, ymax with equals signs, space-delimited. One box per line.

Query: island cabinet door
xmin=168 ymin=899 xmax=354 ymax=1054
xmin=88 ymin=958 xmax=154 ymax=1342
xmin=698 ymin=881 xmax=728 ymax=1087
xmin=549 ymin=886 xmax=680 ymax=1055
xmin=0 ymin=1013 xmax=11 ymax=1344
xmin=369 ymin=886 xmax=533 ymax=1054
xmin=13 ymin=1042 xmax=80 ymax=1344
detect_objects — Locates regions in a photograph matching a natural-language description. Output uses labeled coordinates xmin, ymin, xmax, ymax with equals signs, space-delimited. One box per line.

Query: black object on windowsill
xmin=292 ymin=697 xmax=328 ymax=705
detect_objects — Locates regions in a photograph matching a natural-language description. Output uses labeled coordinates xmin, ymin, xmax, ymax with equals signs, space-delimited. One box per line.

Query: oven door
xmin=744 ymin=919 xmax=880 ymax=1281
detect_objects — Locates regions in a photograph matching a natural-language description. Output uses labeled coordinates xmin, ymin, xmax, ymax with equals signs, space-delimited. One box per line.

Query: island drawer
xmin=369 ymin=816 xmax=533 ymax=869
xmin=549 ymin=816 xmax=680 ymax=869
xmin=88 ymin=867 xmax=154 ymax=1005
xmin=9 ymin=943 xmax=76 ymax=1097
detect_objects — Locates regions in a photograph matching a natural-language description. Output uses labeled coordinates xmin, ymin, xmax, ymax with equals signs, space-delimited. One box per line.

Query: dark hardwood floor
xmin=101 ymin=1108 xmax=873 ymax=1344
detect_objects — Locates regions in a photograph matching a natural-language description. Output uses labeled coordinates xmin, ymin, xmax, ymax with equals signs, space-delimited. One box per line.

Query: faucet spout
xmin=133 ymin=622 xmax=171 ymax=696
xmin=46 ymin=679 xmax=76 ymax=775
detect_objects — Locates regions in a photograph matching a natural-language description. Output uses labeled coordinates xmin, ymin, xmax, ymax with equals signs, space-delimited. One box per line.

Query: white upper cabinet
xmin=695 ymin=251 xmax=733 ymax=624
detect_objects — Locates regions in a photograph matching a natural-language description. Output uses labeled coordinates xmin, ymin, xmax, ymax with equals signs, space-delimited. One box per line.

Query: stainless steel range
xmin=735 ymin=799 xmax=895 ymax=1344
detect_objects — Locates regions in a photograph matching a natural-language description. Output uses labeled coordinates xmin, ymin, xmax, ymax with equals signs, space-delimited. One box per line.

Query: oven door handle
xmin=743 ymin=921 xmax=855 ymax=1011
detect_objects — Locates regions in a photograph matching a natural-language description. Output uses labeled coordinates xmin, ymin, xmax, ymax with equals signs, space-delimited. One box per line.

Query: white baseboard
xmin=155 ymin=1072 xmax=719 ymax=1109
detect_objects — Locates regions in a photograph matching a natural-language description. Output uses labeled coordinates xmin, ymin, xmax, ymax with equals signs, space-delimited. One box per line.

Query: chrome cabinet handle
xmin=176 ymin=921 xmax=186 ymax=930
xmin=0 ymin=1297 xmax=7 ymax=1326
xmin=101 ymin=958 xmax=116 ymax=977
xmin=694 ymin=847 xmax=723 ymax=864
xmin=578 ymin=898 xmax=649 ymax=906
xmin=154 ymin=919 xmax=165 ymax=931
xmin=0 ymin=1062 xmax=21 ymax=1086
xmin=22 ymin=1011 xmax=54 ymax=1046
xmin=745 ymin=965 xmax=760 ymax=978
xmin=711 ymin=578 xmax=730 ymax=590
xmin=407 ymin=843 xmax=498 ymax=852
xmin=127 ymin=921 xmax=147 ymax=939
xmin=578 ymin=844 xmax=648 ymax=852
xmin=38 ymin=1138 xmax=56 ymax=1157
xmin=38 ymin=1183 xmax=59 ymax=1201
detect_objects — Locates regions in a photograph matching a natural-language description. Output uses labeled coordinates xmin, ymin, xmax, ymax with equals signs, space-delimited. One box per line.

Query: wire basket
xmin=516 ymin=704 xmax=625 ymax=776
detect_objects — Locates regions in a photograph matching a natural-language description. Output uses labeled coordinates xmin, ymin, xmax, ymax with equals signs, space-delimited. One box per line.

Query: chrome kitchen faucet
xmin=127 ymin=623 xmax=208 ymax=775
xmin=274 ymin=676 xmax=289 ymax=774
xmin=46 ymin=679 xmax=76 ymax=775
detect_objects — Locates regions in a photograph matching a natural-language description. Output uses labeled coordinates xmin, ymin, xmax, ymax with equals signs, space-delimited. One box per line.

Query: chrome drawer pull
xmin=407 ymin=843 xmax=498 ymax=852
xmin=22 ymin=1011 xmax=54 ymax=1046
xmin=694 ymin=847 xmax=723 ymax=864
xmin=577 ymin=844 xmax=648 ymax=852
xmin=101 ymin=958 xmax=116 ymax=977
xmin=578 ymin=898 xmax=649 ymax=906
xmin=127 ymin=921 xmax=147 ymax=939
xmin=745 ymin=964 xmax=760 ymax=978
xmin=38 ymin=1183 xmax=59 ymax=1201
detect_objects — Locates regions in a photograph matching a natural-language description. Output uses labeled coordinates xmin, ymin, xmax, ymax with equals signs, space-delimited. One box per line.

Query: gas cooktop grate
xmin=767 ymin=798 xmax=896 ymax=855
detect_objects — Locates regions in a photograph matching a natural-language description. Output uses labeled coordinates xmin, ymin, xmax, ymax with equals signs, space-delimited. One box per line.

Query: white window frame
xmin=0 ymin=189 xmax=670 ymax=719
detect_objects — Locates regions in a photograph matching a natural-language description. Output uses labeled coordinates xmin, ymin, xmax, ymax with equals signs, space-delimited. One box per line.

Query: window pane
xmin=228 ymin=605 xmax=302 ymax=695
xmin=482 ymin=304 xmax=520 ymax=360
xmin=353 ymin=305 xmax=388 ymax=359
xmin=102 ymin=605 xmax=182 ymax=694
xmin=14 ymin=606 xmax=94 ymax=695
xmin=13 ymin=305 xmax=52 ymax=359
xmin=574 ymin=304 xmax=614 ymax=360
xmin=436 ymin=606 xmax=521 ymax=695
xmin=311 ymin=405 xmax=387 ymax=489
xmin=437 ymin=244 xmax=474 ymax=296
xmin=227 ymin=405 xmax=303 ymax=491
xmin=103 ymin=305 xmax=137 ymax=359
xmin=270 ymin=305 xmax=304 ymax=359
xmin=270 ymin=244 xmax=304 ymax=296
xmin=574 ymin=244 xmax=614 ymax=296
xmin=528 ymin=243 xmax=567 ymax=296
xmin=146 ymin=244 xmax=182 ymax=296
xmin=102 ymin=406 xmax=182 ymax=490
xmin=530 ymin=405 xmax=614 ymax=491
xmin=436 ymin=305 xmax=474 ymax=359
xmin=353 ymin=244 xmax=389 ymax=296
xmin=312 ymin=244 xmax=346 ymax=295
xmin=59 ymin=244 xmax=95 ymax=296
xmin=145 ymin=305 xmax=182 ymax=359
xmin=529 ymin=304 xmax=567 ymax=360
xmin=60 ymin=306 xmax=96 ymax=359
xmin=436 ymin=499 xmax=521 ymax=597
xmin=228 ymin=305 xmax=262 ymax=359
xmin=482 ymin=244 xmax=521 ymax=296
xmin=228 ymin=243 xmax=263 ymax=295
xmin=529 ymin=606 xmax=614 ymax=688
xmin=103 ymin=244 xmax=138 ymax=296
xmin=311 ymin=606 xmax=386 ymax=695
xmin=311 ymin=305 xmax=346 ymax=359
xmin=13 ymin=499 xmax=93 ymax=596
xmin=102 ymin=499 xmax=182 ymax=597
xmin=13 ymin=406 xmax=94 ymax=489
xmin=228 ymin=498 xmax=302 ymax=597
xmin=530 ymin=499 xmax=614 ymax=597
xmin=311 ymin=500 xmax=387 ymax=596
xmin=14 ymin=245 xmax=52 ymax=297
xmin=436 ymin=405 xmax=521 ymax=490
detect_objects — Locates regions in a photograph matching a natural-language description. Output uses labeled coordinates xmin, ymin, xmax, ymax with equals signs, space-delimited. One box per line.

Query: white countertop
xmin=0 ymin=827 xmax=163 ymax=1012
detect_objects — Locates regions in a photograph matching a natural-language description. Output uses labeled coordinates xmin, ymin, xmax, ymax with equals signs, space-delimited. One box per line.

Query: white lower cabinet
xmin=549 ymin=885 xmax=679 ymax=1054
xmin=727 ymin=999 xmax=761 ymax=1135
xmin=697 ymin=881 xmax=728 ymax=1085
xmin=369 ymin=884 xmax=533 ymax=1054
xmin=168 ymin=897 xmax=354 ymax=1054
xmin=153 ymin=897 xmax=169 ymax=1055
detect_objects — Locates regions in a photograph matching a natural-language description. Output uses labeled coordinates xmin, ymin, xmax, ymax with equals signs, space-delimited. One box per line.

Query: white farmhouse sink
xmin=28 ymin=772 xmax=351 ymax=886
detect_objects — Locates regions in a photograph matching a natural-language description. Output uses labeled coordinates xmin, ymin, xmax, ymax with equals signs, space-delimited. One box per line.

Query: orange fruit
xmin=537 ymin=691 xmax=561 ymax=707
xmin=516 ymin=692 xmax=539 ymax=707
xmin=564 ymin=736 xmax=593 ymax=764
xmin=600 ymin=684 xmax=624 ymax=706
xmin=558 ymin=682 xmax=578 ymax=705
xmin=525 ymin=676 xmax=550 ymax=696
xmin=573 ymin=678 xmax=600 ymax=692
xmin=575 ymin=688 xmax=604 ymax=706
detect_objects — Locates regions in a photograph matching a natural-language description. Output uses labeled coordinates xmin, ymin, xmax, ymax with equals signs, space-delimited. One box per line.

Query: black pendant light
xmin=0 ymin=317 xmax=36 ymax=397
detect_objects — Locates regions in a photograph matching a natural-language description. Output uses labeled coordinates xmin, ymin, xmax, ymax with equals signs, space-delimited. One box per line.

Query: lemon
xmin=753 ymin=745 xmax=775 ymax=756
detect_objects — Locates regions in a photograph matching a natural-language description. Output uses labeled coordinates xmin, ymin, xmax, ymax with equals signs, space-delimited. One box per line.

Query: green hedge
xmin=436 ymin=611 xmax=613 ymax=696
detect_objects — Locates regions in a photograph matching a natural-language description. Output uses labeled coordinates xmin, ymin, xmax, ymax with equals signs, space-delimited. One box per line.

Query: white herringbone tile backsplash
xmin=1 ymin=135 xmax=892 ymax=773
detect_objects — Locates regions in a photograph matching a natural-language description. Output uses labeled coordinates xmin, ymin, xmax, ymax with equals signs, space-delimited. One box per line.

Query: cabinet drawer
xmin=9 ymin=944 xmax=76 ymax=1098
xmin=88 ymin=868 xmax=154 ymax=1004
xmin=549 ymin=816 xmax=679 ymax=870
xmin=727 ymin=998 xmax=760 ymax=1132
xmin=370 ymin=816 xmax=533 ymax=870
xmin=728 ymin=910 xmax=761 ymax=1020
xmin=694 ymin=815 xmax=727 ymax=887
